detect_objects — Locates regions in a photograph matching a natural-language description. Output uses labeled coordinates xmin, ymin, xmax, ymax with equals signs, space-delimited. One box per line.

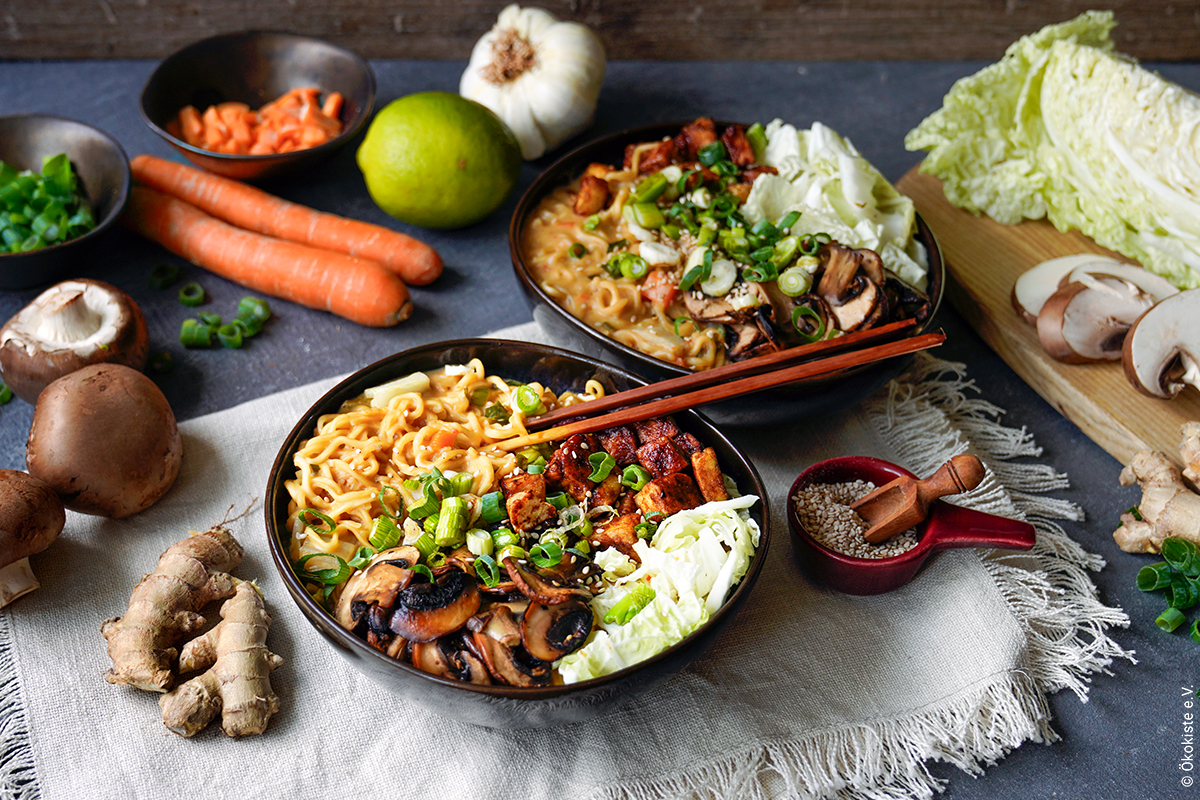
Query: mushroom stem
xmin=0 ymin=557 xmax=39 ymax=608
xmin=37 ymin=288 xmax=105 ymax=344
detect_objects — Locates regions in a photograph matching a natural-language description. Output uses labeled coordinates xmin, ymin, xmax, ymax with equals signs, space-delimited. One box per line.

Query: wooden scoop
xmin=849 ymin=453 xmax=985 ymax=543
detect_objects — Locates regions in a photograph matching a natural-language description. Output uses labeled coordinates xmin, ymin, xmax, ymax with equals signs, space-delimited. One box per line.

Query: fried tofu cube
xmin=635 ymin=473 xmax=704 ymax=518
xmin=672 ymin=432 xmax=704 ymax=456
xmin=636 ymin=439 xmax=689 ymax=478
xmin=633 ymin=417 xmax=680 ymax=445
xmin=675 ymin=117 xmax=717 ymax=161
xmin=501 ymin=471 xmax=556 ymax=532
xmin=597 ymin=426 xmax=639 ymax=465
xmin=584 ymin=162 xmax=611 ymax=179
xmin=573 ymin=174 xmax=610 ymax=215
xmin=624 ymin=138 xmax=676 ymax=174
xmin=544 ymin=434 xmax=599 ymax=502
xmin=691 ymin=447 xmax=729 ymax=503
xmin=592 ymin=472 xmax=622 ymax=508
xmin=590 ymin=513 xmax=641 ymax=560
xmin=721 ymin=123 xmax=756 ymax=166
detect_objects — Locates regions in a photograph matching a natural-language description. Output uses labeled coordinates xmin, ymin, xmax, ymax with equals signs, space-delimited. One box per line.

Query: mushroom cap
xmin=1036 ymin=276 xmax=1156 ymax=363
xmin=387 ymin=569 xmax=481 ymax=643
xmin=1122 ymin=288 xmax=1200 ymax=399
xmin=0 ymin=469 xmax=65 ymax=569
xmin=522 ymin=597 xmax=594 ymax=662
xmin=1012 ymin=254 xmax=1119 ymax=325
xmin=0 ymin=279 xmax=148 ymax=404
xmin=26 ymin=363 xmax=182 ymax=518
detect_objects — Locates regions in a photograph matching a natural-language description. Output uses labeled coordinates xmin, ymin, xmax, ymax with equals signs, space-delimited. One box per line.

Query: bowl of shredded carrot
xmin=140 ymin=31 xmax=375 ymax=182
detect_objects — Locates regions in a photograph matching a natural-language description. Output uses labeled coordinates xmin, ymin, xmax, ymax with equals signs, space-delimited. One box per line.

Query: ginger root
xmin=159 ymin=581 xmax=283 ymax=737
xmin=1115 ymin=423 xmax=1200 ymax=553
xmin=101 ymin=525 xmax=243 ymax=691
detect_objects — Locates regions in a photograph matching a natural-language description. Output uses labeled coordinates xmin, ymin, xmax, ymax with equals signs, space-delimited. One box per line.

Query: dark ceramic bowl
xmin=509 ymin=121 xmax=945 ymax=425
xmin=140 ymin=31 xmax=375 ymax=182
xmin=787 ymin=456 xmax=1035 ymax=595
xmin=0 ymin=115 xmax=130 ymax=291
xmin=265 ymin=338 xmax=770 ymax=728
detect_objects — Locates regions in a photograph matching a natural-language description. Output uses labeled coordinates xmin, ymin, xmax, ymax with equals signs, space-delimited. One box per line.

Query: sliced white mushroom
xmin=1122 ymin=288 xmax=1200 ymax=399
xmin=1067 ymin=263 xmax=1178 ymax=303
xmin=1012 ymin=254 xmax=1123 ymax=325
xmin=1036 ymin=276 xmax=1157 ymax=363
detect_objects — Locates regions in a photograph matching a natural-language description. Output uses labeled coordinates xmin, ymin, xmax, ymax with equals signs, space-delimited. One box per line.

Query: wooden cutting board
xmin=896 ymin=167 xmax=1200 ymax=470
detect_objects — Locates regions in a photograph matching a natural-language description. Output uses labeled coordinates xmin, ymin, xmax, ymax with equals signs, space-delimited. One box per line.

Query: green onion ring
xmin=474 ymin=553 xmax=501 ymax=588
xmin=298 ymin=508 xmax=336 ymax=534
xmin=529 ymin=541 xmax=563 ymax=569
xmin=1157 ymin=606 xmax=1187 ymax=632
xmin=791 ymin=305 xmax=826 ymax=343
xmin=178 ymin=282 xmax=205 ymax=307
xmin=569 ymin=242 xmax=587 ymax=258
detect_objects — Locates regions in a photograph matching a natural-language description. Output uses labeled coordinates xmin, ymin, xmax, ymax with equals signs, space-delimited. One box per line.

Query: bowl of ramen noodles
xmin=510 ymin=119 xmax=944 ymax=424
xmin=265 ymin=339 xmax=770 ymax=728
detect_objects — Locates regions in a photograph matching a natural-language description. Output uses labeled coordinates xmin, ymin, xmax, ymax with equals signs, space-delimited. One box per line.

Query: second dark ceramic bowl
xmin=140 ymin=31 xmax=375 ymax=182
xmin=509 ymin=121 xmax=945 ymax=425
xmin=265 ymin=338 xmax=771 ymax=729
xmin=0 ymin=115 xmax=130 ymax=290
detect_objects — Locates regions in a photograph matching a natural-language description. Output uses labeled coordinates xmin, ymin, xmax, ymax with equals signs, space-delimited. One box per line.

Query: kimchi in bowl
xmin=509 ymin=120 xmax=944 ymax=424
xmin=265 ymin=339 xmax=770 ymax=729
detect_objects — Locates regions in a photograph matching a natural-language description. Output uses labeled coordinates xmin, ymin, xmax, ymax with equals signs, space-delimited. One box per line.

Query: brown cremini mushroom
xmin=1122 ymin=288 xmax=1200 ymax=399
xmin=26 ymin=363 xmax=182 ymax=518
xmin=0 ymin=279 xmax=148 ymax=404
xmin=387 ymin=569 xmax=481 ymax=643
xmin=0 ymin=469 xmax=66 ymax=607
xmin=1037 ymin=274 xmax=1158 ymax=363
xmin=522 ymin=596 xmax=594 ymax=662
xmin=816 ymin=244 xmax=886 ymax=332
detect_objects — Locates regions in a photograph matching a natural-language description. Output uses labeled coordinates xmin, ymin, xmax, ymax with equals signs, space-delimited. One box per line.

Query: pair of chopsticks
xmin=498 ymin=319 xmax=944 ymax=451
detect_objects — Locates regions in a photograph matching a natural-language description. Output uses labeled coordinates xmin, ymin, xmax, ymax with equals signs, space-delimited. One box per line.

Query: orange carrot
xmin=130 ymin=154 xmax=444 ymax=286
xmin=123 ymin=186 xmax=412 ymax=327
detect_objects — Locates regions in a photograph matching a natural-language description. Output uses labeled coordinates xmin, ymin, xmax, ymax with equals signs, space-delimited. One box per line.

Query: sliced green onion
xmin=661 ymin=223 xmax=681 ymax=240
xmin=792 ymin=305 xmax=827 ymax=343
xmin=588 ymin=451 xmax=616 ymax=482
xmin=618 ymin=253 xmax=649 ymax=280
xmin=1169 ymin=572 xmax=1200 ymax=610
xmin=675 ymin=169 xmax=698 ymax=194
xmin=149 ymin=263 xmax=181 ymax=289
xmin=298 ymin=508 xmax=335 ymax=534
xmin=237 ymin=296 xmax=271 ymax=321
xmin=679 ymin=249 xmax=713 ymax=292
xmin=777 ymin=264 xmax=811 ymax=297
xmin=527 ymin=463 xmax=545 ymax=475
xmin=407 ymin=486 xmax=440 ymax=520
xmin=448 ymin=472 xmax=474 ymax=497
xmin=583 ymin=214 xmax=601 ymax=231
xmin=1192 ymin=619 xmax=1200 ymax=645
xmin=547 ymin=492 xmax=570 ymax=511
xmin=491 ymin=527 xmax=519 ymax=549
xmin=217 ymin=322 xmax=243 ymax=349
xmin=632 ymin=173 xmax=669 ymax=204
xmin=479 ymin=491 xmax=506 ymax=524
xmin=233 ymin=314 xmax=264 ymax=337
xmin=529 ymin=540 xmax=563 ymax=568
xmin=484 ymin=403 xmax=511 ymax=424
xmin=497 ymin=544 xmax=527 ymax=563
xmin=1125 ymin=505 xmax=1144 ymax=521
xmin=0 ymin=382 xmax=11 ymax=405
xmin=178 ymin=282 xmax=205 ymax=307
xmin=568 ymin=242 xmax=587 ymax=259
xmin=513 ymin=384 xmax=546 ymax=415
xmin=673 ymin=317 xmax=692 ymax=337
xmin=369 ymin=515 xmax=403 ymax=551
xmin=1163 ymin=537 xmax=1200 ymax=577
xmin=180 ymin=319 xmax=213 ymax=348
xmin=607 ymin=238 xmax=628 ymax=253
xmin=635 ymin=520 xmax=658 ymax=539
xmin=411 ymin=564 xmax=435 ymax=582
xmin=474 ymin=553 xmax=501 ymax=588
xmin=293 ymin=552 xmax=352 ymax=585
xmin=566 ymin=546 xmax=590 ymax=561
xmin=620 ymin=464 xmax=652 ymax=491
xmin=1158 ymin=606 xmax=1187 ymax=632
xmin=697 ymin=141 xmax=727 ymax=166
xmin=348 ymin=546 xmax=375 ymax=569
xmin=198 ymin=311 xmax=222 ymax=327
xmin=1137 ymin=562 xmax=1173 ymax=592
xmin=630 ymin=202 xmax=665 ymax=229
xmin=410 ymin=530 xmax=437 ymax=560
xmin=466 ymin=528 xmax=494 ymax=557
xmin=571 ymin=538 xmax=591 ymax=555
xmin=377 ymin=485 xmax=403 ymax=520
xmin=604 ymin=583 xmax=656 ymax=624
xmin=799 ymin=232 xmax=831 ymax=255
xmin=778 ymin=210 xmax=801 ymax=231
xmin=422 ymin=514 xmax=440 ymax=537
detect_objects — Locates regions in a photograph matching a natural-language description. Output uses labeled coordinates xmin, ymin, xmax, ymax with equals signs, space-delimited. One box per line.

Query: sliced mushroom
xmin=1037 ymin=275 xmax=1158 ymax=363
xmin=334 ymin=547 xmax=419 ymax=631
xmin=1066 ymin=263 xmax=1177 ymax=304
xmin=816 ymin=244 xmax=885 ymax=332
xmin=1012 ymin=254 xmax=1121 ymax=324
xmin=503 ymin=556 xmax=587 ymax=604
xmin=387 ymin=569 xmax=481 ymax=643
xmin=1122 ymin=288 xmax=1200 ymax=399
xmin=522 ymin=597 xmax=594 ymax=662
xmin=470 ymin=606 xmax=552 ymax=687
xmin=0 ymin=279 xmax=149 ymax=404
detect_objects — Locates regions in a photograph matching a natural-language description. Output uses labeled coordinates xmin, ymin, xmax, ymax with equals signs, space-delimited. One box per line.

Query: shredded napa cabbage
xmin=904 ymin=9 xmax=1200 ymax=289
xmin=556 ymin=495 xmax=760 ymax=684
xmin=741 ymin=120 xmax=928 ymax=290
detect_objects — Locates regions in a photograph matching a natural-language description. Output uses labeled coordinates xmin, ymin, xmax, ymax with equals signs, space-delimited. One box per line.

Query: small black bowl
xmin=265 ymin=339 xmax=770 ymax=729
xmin=140 ymin=31 xmax=375 ymax=182
xmin=509 ymin=121 xmax=945 ymax=425
xmin=0 ymin=115 xmax=130 ymax=291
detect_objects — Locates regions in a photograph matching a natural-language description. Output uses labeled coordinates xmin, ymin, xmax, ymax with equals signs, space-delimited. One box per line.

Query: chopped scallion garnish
xmin=178 ymin=282 xmax=205 ymax=307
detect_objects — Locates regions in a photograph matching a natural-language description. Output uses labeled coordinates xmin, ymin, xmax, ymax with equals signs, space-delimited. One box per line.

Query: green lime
xmin=356 ymin=91 xmax=522 ymax=230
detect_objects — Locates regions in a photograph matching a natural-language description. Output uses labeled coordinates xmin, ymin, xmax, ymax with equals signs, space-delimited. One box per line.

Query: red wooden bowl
xmin=787 ymin=456 xmax=1036 ymax=595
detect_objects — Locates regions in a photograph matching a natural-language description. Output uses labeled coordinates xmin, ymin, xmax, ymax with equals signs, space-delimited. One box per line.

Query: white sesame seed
xmin=792 ymin=480 xmax=919 ymax=560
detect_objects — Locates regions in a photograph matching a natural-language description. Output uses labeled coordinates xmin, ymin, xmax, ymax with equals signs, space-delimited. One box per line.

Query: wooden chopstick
xmin=498 ymin=328 xmax=945 ymax=451
xmin=526 ymin=317 xmax=918 ymax=431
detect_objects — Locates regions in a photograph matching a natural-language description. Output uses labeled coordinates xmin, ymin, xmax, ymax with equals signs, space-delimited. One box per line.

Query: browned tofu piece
xmin=742 ymin=165 xmax=778 ymax=183
xmin=635 ymin=473 xmax=704 ymax=518
xmin=721 ymin=123 xmax=756 ymax=166
xmin=544 ymin=434 xmax=599 ymax=502
xmin=597 ymin=425 xmax=639 ymax=465
xmin=623 ymin=138 xmax=677 ymax=174
xmin=675 ymin=117 xmax=717 ymax=161
xmin=589 ymin=513 xmax=641 ymax=560
xmin=500 ymin=471 xmax=556 ymax=532
xmin=636 ymin=439 xmax=689 ymax=478
xmin=691 ymin=447 xmax=729 ymax=503
xmin=724 ymin=182 xmax=752 ymax=203
xmin=584 ymin=162 xmax=611 ymax=179
xmin=617 ymin=489 xmax=640 ymax=516
xmin=592 ymin=472 xmax=622 ymax=508
xmin=633 ymin=417 xmax=680 ymax=445
xmin=672 ymin=431 xmax=704 ymax=456
xmin=573 ymin=174 xmax=610 ymax=215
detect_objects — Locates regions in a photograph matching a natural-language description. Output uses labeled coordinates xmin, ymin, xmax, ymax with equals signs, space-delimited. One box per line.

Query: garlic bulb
xmin=459 ymin=4 xmax=606 ymax=160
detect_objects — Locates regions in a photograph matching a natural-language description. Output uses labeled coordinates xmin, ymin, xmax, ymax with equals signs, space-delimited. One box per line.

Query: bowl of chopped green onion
xmin=0 ymin=115 xmax=130 ymax=290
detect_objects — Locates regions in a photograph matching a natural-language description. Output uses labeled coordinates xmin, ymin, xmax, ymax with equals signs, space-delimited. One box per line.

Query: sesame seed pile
xmin=792 ymin=479 xmax=919 ymax=559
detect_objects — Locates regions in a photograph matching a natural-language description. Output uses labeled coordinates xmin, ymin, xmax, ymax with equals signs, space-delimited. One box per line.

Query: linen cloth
xmin=0 ymin=322 xmax=1130 ymax=800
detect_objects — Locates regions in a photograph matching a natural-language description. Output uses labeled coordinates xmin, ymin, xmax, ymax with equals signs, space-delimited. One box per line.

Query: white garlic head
xmin=459 ymin=4 xmax=606 ymax=160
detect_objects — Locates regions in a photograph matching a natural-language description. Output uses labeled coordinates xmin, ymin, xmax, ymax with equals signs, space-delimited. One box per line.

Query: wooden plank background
xmin=1 ymin=1 xmax=1196 ymax=61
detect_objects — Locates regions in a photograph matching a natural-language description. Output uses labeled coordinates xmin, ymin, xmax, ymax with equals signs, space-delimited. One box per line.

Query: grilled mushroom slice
xmin=816 ymin=244 xmax=886 ymax=332
xmin=503 ymin=556 xmax=588 ymax=604
xmin=410 ymin=634 xmax=492 ymax=684
xmin=522 ymin=597 xmax=594 ymax=662
xmin=334 ymin=546 xmax=422 ymax=632
xmin=388 ymin=569 xmax=481 ymax=643
xmin=470 ymin=606 xmax=552 ymax=687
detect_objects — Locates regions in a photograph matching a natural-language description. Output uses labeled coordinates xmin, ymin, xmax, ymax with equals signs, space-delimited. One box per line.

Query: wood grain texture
xmin=896 ymin=168 xmax=1200 ymax=471
xmin=1 ymin=1 xmax=1196 ymax=61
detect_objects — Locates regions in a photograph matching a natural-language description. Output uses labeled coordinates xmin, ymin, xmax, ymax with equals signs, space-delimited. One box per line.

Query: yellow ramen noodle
xmin=284 ymin=360 xmax=603 ymax=567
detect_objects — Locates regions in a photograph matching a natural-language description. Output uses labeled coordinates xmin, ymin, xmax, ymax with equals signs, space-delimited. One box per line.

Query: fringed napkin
xmin=0 ymin=322 xmax=1130 ymax=800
